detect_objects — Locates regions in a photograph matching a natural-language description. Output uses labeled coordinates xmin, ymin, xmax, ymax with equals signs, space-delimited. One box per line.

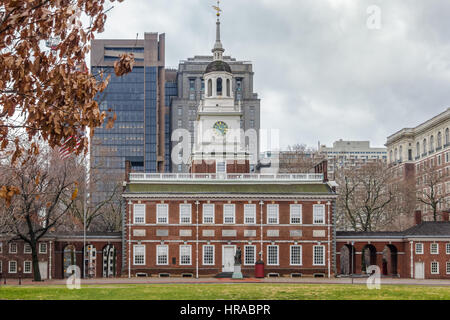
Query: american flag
xmin=59 ymin=135 xmax=82 ymax=159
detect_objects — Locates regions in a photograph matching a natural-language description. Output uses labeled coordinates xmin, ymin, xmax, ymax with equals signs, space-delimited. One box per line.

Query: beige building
xmin=386 ymin=108 xmax=450 ymax=224
xmin=319 ymin=140 xmax=387 ymax=179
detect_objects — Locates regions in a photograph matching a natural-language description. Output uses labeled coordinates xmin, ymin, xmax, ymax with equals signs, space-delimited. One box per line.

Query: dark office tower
xmin=90 ymin=33 xmax=167 ymax=202
xmin=164 ymin=69 xmax=178 ymax=172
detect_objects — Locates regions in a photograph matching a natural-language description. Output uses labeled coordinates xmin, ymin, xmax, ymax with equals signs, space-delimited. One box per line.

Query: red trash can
xmin=255 ymin=260 xmax=265 ymax=278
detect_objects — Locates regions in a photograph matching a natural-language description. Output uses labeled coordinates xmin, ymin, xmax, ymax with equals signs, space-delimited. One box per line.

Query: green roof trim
xmin=126 ymin=183 xmax=332 ymax=194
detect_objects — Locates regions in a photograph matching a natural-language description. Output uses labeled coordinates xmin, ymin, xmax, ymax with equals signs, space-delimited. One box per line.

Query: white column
xmin=128 ymin=201 xmax=132 ymax=279
xmin=195 ymin=201 xmax=200 ymax=279
xmin=327 ymin=201 xmax=331 ymax=278
xmin=410 ymin=241 xmax=414 ymax=279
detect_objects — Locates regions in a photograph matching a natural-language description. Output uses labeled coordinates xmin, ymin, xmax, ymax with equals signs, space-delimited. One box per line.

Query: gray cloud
xmin=94 ymin=0 xmax=450 ymax=150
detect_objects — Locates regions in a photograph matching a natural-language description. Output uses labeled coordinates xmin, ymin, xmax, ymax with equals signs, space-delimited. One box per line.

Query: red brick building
xmin=336 ymin=212 xmax=450 ymax=279
xmin=120 ymin=11 xmax=335 ymax=279
xmin=122 ymin=172 xmax=337 ymax=278
xmin=0 ymin=233 xmax=122 ymax=280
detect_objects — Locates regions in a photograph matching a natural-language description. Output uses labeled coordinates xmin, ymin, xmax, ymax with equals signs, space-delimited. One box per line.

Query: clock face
xmin=213 ymin=121 xmax=228 ymax=136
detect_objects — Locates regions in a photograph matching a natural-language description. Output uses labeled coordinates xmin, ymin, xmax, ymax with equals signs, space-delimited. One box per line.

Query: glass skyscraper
xmin=90 ymin=33 xmax=170 ymax=203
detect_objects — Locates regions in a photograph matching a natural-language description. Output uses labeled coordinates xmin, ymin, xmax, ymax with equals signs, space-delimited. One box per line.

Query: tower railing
xmin=129 ymin=172 xmax=324 ymax=182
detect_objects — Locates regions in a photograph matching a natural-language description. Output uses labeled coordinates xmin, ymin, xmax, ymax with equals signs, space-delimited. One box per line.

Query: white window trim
xmin=290 ymin=245 xmax=303 ymax=266
xmin=9 ymin=243 xmax=17 ymax=254
xmin=39 ymin=243 xmax=47 ymax=254
xmin=313 ymin=204 xmax=326 ymax=225
xmin=446 ymin=243 xmax=450 ymax=255
xmin=0 ymin=242 xmax=2 ymax=253
xmin=244 ymin=245 xmax=256 ymax=266
xmin=313 ymin=245 xmax=326 ymax=266
xmin=431 ymin=261 xmax=440 ymax=275
xmin=23 ymin=261 xmax=32 ymax=274
xmin=156 ymin=245 xmax=169 ymax=266
xmin=133 ymin=204 xmax=146 ymax=224
xmin=290 ymin=204 xmax=302 ymax=224
xmin=157 ymin=204 xmax=169 ymax=224
xmin=24 ymin=243 xmax=32 ymax=254
xmin=267 ymin=245 xmax=279 ymax=266
xmin=9 ymin=261 xmax=17 ymax=274
xmin=180 ymin=245 xmax=192 ymax=266
xmin=244 ymin=204 xmax=256 ymax=225
xmin=446 ymin=262 xmax=450 ymax=275
xmin=179 ymin=204 xmax=192 ymax=224
xmin=202 ymin=204 xmax=215 ymax=224
xmin=202 ymin=245 xmax=215 ymax=266
xmin=415 ymin=243 xmax=424 ymax=254
xmin=133 ymin=245 xmax=146 ymax=266
xmin=431 ymin=243 xmax=439 ymax=255
xmin=267 ymin=204 xmax=279 ymax=225
xmin=223 ymin=204 xmax=235 ymax=224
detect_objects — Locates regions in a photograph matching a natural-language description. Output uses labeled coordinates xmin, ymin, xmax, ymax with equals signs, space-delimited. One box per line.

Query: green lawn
xmin=1 ymin=283 xmax=450 ymax=300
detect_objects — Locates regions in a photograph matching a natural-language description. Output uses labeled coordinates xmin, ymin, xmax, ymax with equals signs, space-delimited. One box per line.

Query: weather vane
xmin=212 ymin=0 xmax=222 ymax=17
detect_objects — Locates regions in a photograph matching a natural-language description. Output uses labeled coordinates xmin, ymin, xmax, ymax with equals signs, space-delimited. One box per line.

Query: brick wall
xmin=0 ymin=237 xmax=122 ymax=280
xmin=125 ymin=198 xmax=335 ymax=277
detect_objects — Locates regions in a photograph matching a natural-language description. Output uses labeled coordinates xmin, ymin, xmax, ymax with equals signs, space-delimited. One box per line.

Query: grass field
xmin=1 ymin=283 xmax=450 ymax=300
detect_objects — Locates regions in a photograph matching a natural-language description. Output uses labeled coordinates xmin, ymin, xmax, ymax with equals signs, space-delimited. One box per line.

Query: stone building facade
xmin=386 ymin=108 xmax=450 ymax=226
xmin=319 ymin=140 xmax=387 ymax=180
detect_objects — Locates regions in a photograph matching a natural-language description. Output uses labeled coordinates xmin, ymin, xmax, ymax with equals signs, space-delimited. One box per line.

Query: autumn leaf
xmin=0 ymin=0 xmax=133 ymax=167
xmin=114 ymin=53 xmax=135 ymax=76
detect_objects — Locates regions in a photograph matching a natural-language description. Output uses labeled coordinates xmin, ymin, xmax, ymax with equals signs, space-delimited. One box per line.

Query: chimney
xmin=415 ymin=210 xmax=422 ymax=225
xmin=125 ymin=160 xmax=132 ymax=183
xmin=443 ymin=211 xmax=449 ymax=222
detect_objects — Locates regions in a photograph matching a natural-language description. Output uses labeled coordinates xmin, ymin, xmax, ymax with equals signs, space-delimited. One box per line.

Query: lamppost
xmin=195 ymin=200 xmax=200 ymax=279
xmin=259 ymin=201 xmax=264 ymax=261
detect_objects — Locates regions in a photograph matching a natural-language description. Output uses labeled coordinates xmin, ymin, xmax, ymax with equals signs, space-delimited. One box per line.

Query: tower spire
xmin=212 ymin=0 xmax=224 ymax=61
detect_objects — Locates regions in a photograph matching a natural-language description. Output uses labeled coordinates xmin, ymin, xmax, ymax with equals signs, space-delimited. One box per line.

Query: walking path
xmin=3 ymin=276 xmax=450 ymax=287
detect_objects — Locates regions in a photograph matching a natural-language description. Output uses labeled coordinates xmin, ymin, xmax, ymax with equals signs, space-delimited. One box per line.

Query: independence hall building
xmin=121 ymin=13 xmax=337 ymax=278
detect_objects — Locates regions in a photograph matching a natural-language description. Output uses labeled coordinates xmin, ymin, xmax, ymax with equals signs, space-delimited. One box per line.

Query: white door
xmin=415 ymin=262 xmax=424 ymax=279
xmin=39 ymin=261 xmax=48 ymax=280
xmin=222 ymin=246 xmax=235 ymax=272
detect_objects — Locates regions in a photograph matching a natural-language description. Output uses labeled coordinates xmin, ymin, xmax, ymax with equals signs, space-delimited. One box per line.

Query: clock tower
xmin=191 ymin=3 xmax=250 ymax=174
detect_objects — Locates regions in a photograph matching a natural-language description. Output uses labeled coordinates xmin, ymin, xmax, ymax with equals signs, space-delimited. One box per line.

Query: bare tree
xmin=60 ymin=156 xmax=123 ymax=232
xmin=279 ymin=144 xmax=323 ymax=173
xmin=335 ymin=162 xmax=396 ymax=231
xmin=386 ymin=171 xmax=417 ymax=230
xmin=416 ymin=160 xmax=449 ymax=221
xmin=0 ymin=148 xmax=78 ymax=281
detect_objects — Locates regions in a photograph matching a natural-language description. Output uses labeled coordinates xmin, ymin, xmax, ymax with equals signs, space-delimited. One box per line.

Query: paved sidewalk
xmin=3 ymin=276 xmax=450 ymax=287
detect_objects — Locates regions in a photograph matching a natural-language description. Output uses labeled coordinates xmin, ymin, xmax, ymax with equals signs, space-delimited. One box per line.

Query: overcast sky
xmin=92 ymin=0 xmax=450 ymax=151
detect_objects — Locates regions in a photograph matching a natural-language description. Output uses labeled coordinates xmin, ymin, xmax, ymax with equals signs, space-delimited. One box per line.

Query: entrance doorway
xmin=415 ymin=262 xmax=425 ymax=279
xmin=39 ymin=261 xmax=48 ymax=280
xmin=222 ymin=246 xmax=235 ymax=272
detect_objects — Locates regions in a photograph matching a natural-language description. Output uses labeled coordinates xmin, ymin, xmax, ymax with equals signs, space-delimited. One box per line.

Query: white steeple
xmin=190 ymin=1 xmax=249 ymax=172
xmin=212 ymin=1 xmax=224 ymax=61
